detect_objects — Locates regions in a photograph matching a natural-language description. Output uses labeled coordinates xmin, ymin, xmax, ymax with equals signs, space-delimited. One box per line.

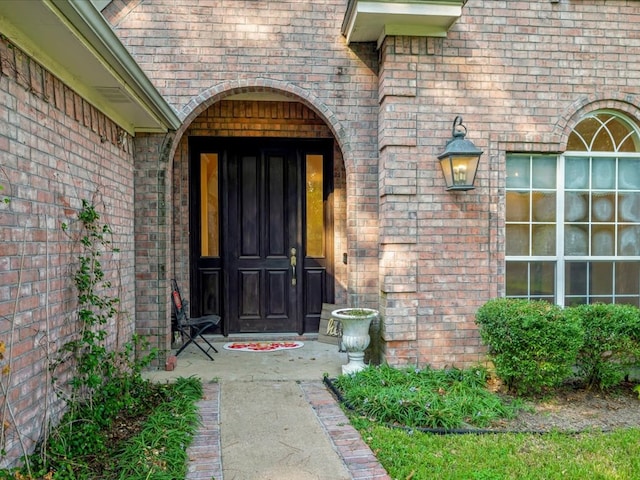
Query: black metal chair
xmin=171 ymin=278 xmax=220 ymax=361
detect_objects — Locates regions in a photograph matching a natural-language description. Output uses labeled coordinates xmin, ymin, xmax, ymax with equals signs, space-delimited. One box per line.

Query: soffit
xmin=0 ymin=0 xmax=180 ymax=134
xmin=342 ymin=0 xmax=464 ymax=46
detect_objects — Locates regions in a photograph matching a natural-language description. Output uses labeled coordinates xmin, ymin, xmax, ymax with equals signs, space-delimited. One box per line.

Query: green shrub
xmin=566 ymin=303 xmax=640 ymax=390
xmin=475 ymin=299 xmax=584 ymax=395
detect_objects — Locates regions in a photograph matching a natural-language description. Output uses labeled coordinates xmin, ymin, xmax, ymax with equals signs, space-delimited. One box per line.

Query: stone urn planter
xmin=331 ymin=307 xmax=379 ymax=375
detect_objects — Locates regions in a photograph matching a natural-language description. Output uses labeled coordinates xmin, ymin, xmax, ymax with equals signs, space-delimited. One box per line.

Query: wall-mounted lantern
xmin=437 ymin=116 xmax=483 ymax=191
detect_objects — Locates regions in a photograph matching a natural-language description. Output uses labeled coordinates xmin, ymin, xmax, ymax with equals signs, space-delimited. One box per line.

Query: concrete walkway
xmin=144 ymin=337 xmax=390 ymax=480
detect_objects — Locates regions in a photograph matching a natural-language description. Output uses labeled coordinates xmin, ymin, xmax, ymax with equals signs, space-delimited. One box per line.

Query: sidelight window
xmin=200 ymin=153 xmax=219 ymax=257
xmin=306 ymin=154 xmax=325 ymax=258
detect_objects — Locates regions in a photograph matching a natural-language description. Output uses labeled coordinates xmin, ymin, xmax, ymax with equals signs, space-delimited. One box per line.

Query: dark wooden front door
xmin=189 ymin=138 xmax=333 ymax=335
xmin=224 ymin=145 xmax=299 ymax=332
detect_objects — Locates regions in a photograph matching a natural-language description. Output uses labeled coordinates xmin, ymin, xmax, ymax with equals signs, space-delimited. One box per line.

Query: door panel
xmin=189 ymin=138 xmax=334 ymax=334
xmin=226 ymin=149 xmax=298 ymax=333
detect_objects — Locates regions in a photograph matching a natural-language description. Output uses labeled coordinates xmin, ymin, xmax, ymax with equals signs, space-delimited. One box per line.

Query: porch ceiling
xmin=342 ymin=0 xmax=464 ymax=47
xmin=0 ymin=0 xmax=180 ymax=134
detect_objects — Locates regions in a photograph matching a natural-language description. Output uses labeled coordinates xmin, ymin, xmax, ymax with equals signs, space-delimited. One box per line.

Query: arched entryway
xmin=173 ymin=95 xmax=348 ymax=336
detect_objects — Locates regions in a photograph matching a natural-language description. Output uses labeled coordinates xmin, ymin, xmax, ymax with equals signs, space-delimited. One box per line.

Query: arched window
xmin=506 ymin=111 xmax=640 ymax=306
xmin=567 ymin=111 xmax=640 ymax=152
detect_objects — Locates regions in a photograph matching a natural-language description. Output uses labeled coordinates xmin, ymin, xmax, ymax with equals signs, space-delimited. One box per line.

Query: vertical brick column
xmin=377 ymin=37 xmax=421 ymax=365
xmin=133 ymin=132 xmax=175 ymax=363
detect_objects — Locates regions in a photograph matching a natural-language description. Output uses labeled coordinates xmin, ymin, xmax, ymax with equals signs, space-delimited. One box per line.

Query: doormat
xmin=222 ymin=341 xmax=304 ymax=352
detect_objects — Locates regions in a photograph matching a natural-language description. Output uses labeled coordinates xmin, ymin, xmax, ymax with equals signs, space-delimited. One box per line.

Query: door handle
xmin=290 ymin=247 xmax=297 ymax=286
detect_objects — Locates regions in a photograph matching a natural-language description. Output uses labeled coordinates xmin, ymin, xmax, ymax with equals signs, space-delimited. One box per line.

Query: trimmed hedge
xmin=566 ymin=303 xmax=640 ymax=389
xmin=475 ymin=299 xmax=584 ymax=395
xmin=477 ymin=299 xmax=640 ymax=394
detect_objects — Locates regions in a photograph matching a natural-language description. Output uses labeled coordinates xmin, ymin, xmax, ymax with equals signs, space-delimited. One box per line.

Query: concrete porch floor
xmin=143 ymin=336 xmax=390 ymax=479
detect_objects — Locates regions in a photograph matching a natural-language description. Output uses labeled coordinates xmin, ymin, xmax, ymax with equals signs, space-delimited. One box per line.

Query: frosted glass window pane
xmin=618 ymin=225 xmax=640 ymax=256
xmin=532 ymin=225 xmax=555 ymax=256
xmin=565 ymin=224 xmax=588 ymax=256
xmin=530 ymin=262 xmax=555 ymax=295
xmin=592 ymin=158 xmax=615 ymax=189
xmin=532 ymin=192 xmax=556 ymax=222
xmin=619 ymin=135 xmax=640 ymax=153
xmin=606 ymin=116 xmax=634 ymax=151
xmin=200 ymin=153 xmax=219 ymax=257
xmin=591 ymin=225 xmax=615 ymax=255
xmin=506 ymin=192 xmax=529 ymax=222
xmin=590 ymin=263 xmax=613 ymax=295
xmin=616 ymin=262 xmax=640 ymax=295
xmin=591 ymin=193 xmax=615 ymax=222
xmin=565 ymin=297 xmax=587 ymax=306
xmin=616 ymin=297 xmax=639 ymax=307
xmin=532 ymin=156 xmax=556 ymax=188
xmin=306 ymin=154 xmax=324 ymax=257
xmin=572 ymin=118 xmax=599 ymax=150
xmin=564 ymin=192 xmax=588 ymax=222
xmin=566 ymin=262 xmax=588 ymax=295
xmin=506 ymin=262 xmax=528 ymax=296
xmin=506 ymin=156 xmax=530 ymax=188
xmin=565 ymin=157 xmax=589 ymax=189
xmin=618 ymin=193 xmax=640 ymax=222
xmin=506 ymin=224 xmax=529 ymax=256
xmin=618 ymin=159 xmax=640 ymax=190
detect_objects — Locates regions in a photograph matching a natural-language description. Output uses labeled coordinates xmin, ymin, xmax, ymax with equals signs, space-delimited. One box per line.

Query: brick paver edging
xmin=300 ymin=382 xmax=391 ymax=480
xmin=186 ymin=382 xmax=223 ymax=479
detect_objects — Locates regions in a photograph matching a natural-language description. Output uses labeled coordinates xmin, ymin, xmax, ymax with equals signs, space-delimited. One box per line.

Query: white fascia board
xmin=0 ymin=0 xmax=180 ymax=134
xmin=342 ymin=0 xmax=463 ymax=45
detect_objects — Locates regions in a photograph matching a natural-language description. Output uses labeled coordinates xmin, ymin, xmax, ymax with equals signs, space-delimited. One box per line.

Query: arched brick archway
xmin=172 ymin=81 xmax=354 ymax=176
xmin=168 ymin=84 xmax=352 ymax=338
xmin=135 ymin=82 xmax=380 ymax=362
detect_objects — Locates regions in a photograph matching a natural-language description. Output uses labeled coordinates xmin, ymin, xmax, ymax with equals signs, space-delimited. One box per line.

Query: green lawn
xmin=332 ymin=365 xmax=640 ymax=480
xmin=353 ymin=418 xmax=640 ymax=480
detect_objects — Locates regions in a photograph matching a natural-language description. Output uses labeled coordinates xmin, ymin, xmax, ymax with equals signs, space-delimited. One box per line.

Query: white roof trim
xmin=342 ymin=0 xmax=464 ymax=45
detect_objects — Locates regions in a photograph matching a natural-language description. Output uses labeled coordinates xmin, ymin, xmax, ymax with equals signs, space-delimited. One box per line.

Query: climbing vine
xmin=56 ymin=200 xmax=121 ymax=402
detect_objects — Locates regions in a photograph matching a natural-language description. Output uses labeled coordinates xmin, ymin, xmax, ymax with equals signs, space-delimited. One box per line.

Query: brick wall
xmin=132 ymin=132 xmax=174 ymax=360
xmin=106 ymin=0 xmax=380 ymax=344
xmin=105 ymin=0 xmax=640 ymax=369
xmin=0 ymin=37 xmax=136 ymax=467
xmin=378 ymin=0 xmax=640 ymax=367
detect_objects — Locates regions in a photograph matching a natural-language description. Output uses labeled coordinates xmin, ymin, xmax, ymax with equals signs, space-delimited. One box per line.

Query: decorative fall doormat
xmin=222 ymin=341 xmax=304 ymax=352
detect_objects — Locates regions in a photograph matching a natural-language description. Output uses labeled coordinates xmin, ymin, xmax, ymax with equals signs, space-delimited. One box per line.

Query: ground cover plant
xmin=331 ymin=365 xmax=526 ymax=430
xmin=0 ymin=376 xmax=203 ymax=480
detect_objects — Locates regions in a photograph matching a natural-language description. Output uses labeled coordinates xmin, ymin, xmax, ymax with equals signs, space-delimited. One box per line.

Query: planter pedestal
xmin=331 ymin=308 xmax=379 ymax=375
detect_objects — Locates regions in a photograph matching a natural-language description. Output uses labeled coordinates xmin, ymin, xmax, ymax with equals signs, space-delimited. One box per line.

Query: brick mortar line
xmin=186 ymin=382 xmax=223 ymax=480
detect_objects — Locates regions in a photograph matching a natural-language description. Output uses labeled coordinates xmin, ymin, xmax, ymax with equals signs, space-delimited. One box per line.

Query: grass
xmin=333 ymin=365 xmax=640 ymax=480
xmin=353 ymin=419 xmax=640 ymax=480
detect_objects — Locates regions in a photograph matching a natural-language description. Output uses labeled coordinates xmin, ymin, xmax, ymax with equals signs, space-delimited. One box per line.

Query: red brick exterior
xmin=0 ymin=37 xmax=136 ymax=466
xmin=2 ymin=0 xmax=640 ymax=466
xmin=101 ymin=0 xmax=640 ymax=369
